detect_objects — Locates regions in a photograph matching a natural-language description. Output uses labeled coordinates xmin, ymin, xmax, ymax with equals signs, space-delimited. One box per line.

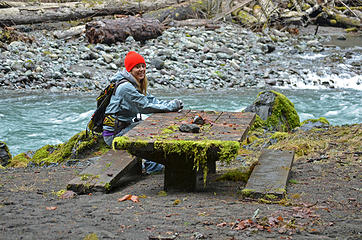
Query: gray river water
xmin=0 ymin=87 xmax=361 ymax=156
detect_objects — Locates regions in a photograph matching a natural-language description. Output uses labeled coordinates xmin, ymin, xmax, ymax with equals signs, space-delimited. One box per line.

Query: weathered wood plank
xmin=67 ymin=150 xmax=141 ymax=194
xmin=242 ymin=149 xmax=295 ymax=199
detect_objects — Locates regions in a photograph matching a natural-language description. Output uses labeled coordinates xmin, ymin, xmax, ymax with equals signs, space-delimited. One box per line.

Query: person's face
xmin=130 ymin=63 xmax=146 ymax=82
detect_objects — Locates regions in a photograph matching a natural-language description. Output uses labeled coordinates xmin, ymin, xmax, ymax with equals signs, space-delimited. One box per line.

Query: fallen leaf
xmin=118 ymin=194 xmax=132 ymax=202
xmin=130 ymin=195 xmax=139 ymax=203
xmin=118 ymin=194 xmax=139 ymax=203
xmin=46 ymin=206 xmax=57 ymax=210
xmin=217 ymin=222 xmax=227 ymax=227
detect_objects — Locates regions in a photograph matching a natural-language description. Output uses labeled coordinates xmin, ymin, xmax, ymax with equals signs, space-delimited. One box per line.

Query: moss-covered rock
xmin=0 ymin=141 xmax=12 ymax=166
xmin=8 ymin=152 xmax=30 ymax=168
xmin=300 ymin=117 xmax=330 ymax=131
xmin=8 ymin=131 xmax=110 ymax=168
xmin=244 ymin=90 xmax=300 ymax=132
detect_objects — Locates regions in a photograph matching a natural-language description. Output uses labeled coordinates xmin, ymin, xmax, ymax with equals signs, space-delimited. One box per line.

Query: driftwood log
xmin=0 ymin=0 xmax=191 ymax=27
xmin=85 ymin=16 xmax=163 ymax=44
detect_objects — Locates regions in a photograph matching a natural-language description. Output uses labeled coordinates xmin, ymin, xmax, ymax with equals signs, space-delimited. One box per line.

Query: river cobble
xmin=0 ymin=22 xmax=361 ymax=92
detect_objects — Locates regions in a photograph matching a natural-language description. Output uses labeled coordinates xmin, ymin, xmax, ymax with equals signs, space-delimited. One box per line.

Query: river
xmin=0 ymin=87 xmax=361 ymax=156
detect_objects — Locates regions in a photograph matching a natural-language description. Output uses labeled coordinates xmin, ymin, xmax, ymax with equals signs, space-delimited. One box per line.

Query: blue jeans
xmin=103 ymin=121 xmax=164 ymax=174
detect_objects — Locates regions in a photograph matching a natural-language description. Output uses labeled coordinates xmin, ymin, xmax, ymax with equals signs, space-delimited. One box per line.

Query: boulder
xmin=244 ymin=90 xmax=300 ymax=132
xmin=0 ymin=141 xmax=12 ymax=166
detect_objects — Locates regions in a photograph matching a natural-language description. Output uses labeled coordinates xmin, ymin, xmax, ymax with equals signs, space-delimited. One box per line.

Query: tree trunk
xmin=0 ymin=0 xmax=190 ymax=27
xmin=85 ymin=16 xmax=163 ymax=44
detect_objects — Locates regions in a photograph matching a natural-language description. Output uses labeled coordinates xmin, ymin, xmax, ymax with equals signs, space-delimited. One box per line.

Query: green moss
xmin=334 ymin=13 xmax=361 ymax=27
xmin=301 ymin=117 xmax=329 ymax=125
xmin=158 ymin=190 xmax=167 ymax=197
xmin=270 ymin=135 xmax=327 ymax=157
xmin=214 ymin=70 xmax=225 ymax=79
xmin=271 ymin=132 xmax=289 ymax=140
xmin=8 ymin=131 xmax=108 ymax=168
xmin=83 ymin=233 xmax=99 ymax=240
xmin=232 ymin=10 xmax=258 ymax=25
xmin=263 ymin=91 xmax=300 ymax=131
xmin=335 ymin=6 xmax=362 ymax=11
xmin=330 ymin=19 xmax=337 ymax=25
xmin=32 ymin=145 xmax=53 ymax=163
xmin=8 ymin=153 xmax=30 ymax=168
xmin=216 ymin=168 xmax=251 ymax=182
xmin=250 ymin=114 xmax=265 ymax=131
xmin=345 ymin=27 xmax=358 ymax=33
xmin=302 ymin=4 xmax=311 ymax=11
xmin=265 ymin=194 xmax=278 ymax=200
xmin=241 ymin=188 xmax=256 ymax=197
xmin=289 ymin=179 xmax=299 ymax=184
xmin=161 ymin=125 xmax=178 ymax=135
xmin=53 ymin=189 xmax=67 ymax=198
xmin=113 ymin=136 xmax=240 ymax=184
xmin=80 ymin=174 xmax=99 ymax=181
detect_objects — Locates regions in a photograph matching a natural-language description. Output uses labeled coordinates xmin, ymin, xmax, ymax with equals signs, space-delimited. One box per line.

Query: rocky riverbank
xmin=1 ymin=22 xmax=361 ymax=92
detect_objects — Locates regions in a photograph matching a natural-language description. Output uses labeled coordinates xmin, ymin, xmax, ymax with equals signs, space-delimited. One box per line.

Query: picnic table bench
xmin=113 ymin=109 xmax=256 ymax=191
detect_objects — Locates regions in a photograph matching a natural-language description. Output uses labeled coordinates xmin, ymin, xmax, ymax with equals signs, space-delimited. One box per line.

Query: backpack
xmin=87 ymin=79 xmax=128 ymax=135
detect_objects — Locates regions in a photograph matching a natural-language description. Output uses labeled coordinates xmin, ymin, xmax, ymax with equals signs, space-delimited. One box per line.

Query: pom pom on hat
xmin=124 ymin=51 xmax=146 ymax=72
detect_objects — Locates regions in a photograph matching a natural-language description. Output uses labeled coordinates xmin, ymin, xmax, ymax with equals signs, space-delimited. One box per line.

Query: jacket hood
xmin=109 ymin=69 xmax=138 ymax=87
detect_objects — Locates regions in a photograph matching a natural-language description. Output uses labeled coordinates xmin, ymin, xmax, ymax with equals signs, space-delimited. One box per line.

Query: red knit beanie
xmin=124 ymin=51 xmax=146 ymax=72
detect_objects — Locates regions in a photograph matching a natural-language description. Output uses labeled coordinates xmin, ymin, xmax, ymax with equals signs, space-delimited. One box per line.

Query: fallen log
xmin=53 ymin=25 xmax=85 ymax=39
xmin=167 ymin=18 xmax=220 ymax=29
xmin=143 ymin=0 xmax=201 ymax=23
xmin=0 ymin=0 xmax=187 ymax=27
xmin=322 ymin=7 xmax=361 ymax=28
xmin=85 ymin=16 xmax=163 ymax=44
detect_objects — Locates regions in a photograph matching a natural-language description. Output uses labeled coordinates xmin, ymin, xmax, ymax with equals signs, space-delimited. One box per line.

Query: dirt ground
xmin=1 ymin=23 xmax=361 ymax=239
xmin=1 ymin=125 xmax=361 ymax=240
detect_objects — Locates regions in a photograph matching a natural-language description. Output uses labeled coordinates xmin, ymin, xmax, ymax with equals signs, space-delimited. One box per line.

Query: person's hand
xmin=174 ymin=99 xmax=184 ymax=110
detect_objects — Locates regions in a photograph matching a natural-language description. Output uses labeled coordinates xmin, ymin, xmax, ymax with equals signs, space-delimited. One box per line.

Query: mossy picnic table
xmin=113 ymin=110 xmax=256 ymax=192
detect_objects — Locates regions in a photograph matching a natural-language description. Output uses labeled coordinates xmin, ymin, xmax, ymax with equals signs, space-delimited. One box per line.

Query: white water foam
xmin=298 ymin=53 xmax=327 ymax=60
xmin=48 ymin=110 xmax=93 ymax=124
xmin=285 ymin=72 xmax=362 ymax=90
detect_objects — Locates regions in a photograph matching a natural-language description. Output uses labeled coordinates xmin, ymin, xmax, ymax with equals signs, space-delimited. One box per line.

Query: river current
xmin=0 ymin=87 xmax=361 ymax=156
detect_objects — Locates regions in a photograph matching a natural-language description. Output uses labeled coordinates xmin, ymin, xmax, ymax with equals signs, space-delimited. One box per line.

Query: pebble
xmin=0 ymin=23 xmax=360 ymax=92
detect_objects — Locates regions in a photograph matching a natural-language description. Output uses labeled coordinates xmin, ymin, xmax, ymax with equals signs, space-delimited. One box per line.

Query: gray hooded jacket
xmin=103 ymin=70 xmax=179 ymax=132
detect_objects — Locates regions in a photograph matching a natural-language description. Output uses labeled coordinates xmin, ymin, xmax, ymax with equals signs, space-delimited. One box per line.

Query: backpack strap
xmin=112 ymin=79 xmax=130 ymax=95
